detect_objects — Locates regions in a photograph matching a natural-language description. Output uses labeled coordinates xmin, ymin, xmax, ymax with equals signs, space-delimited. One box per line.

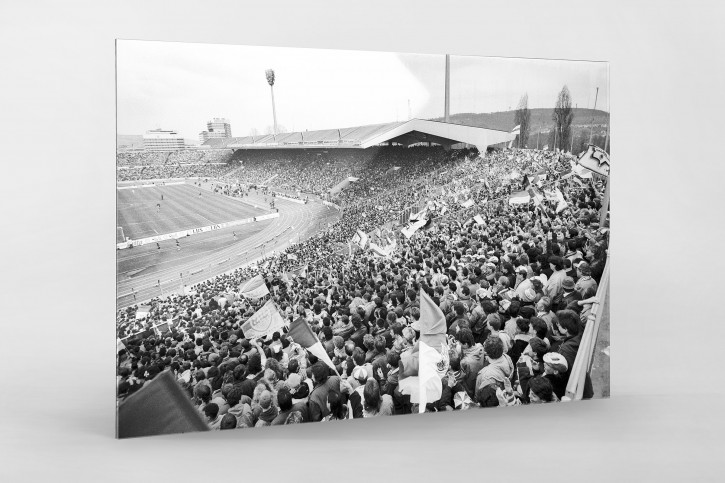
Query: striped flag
xmin=397 ymin=289 xmax=448 ymax=412
xmin=417 ymin=288 xmax=448 ymax=348
xmin=288 ymin=317 xmax=337 ymax=373
xmin=239 ymin=274 xmax=269 ymax=299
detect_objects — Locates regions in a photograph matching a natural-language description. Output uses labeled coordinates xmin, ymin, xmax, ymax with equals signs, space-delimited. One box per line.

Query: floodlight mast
xmin=444 ymin=55 xmax=450 ymax=123
xmin=266 ymin=69 xmax=278 ymax=136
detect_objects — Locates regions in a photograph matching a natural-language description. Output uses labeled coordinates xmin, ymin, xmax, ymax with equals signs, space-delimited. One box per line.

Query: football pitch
xmin=116 ymin=183 xmax=268 ymax=242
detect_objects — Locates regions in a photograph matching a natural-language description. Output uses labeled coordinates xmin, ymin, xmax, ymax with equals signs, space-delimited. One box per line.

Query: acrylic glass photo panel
xmin=115 ymin=40 xmax=610 ymax=438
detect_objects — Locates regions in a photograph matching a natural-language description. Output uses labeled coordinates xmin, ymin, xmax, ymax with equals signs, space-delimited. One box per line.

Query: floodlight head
xmin=265 ymin=69 xmax=275 ymax=86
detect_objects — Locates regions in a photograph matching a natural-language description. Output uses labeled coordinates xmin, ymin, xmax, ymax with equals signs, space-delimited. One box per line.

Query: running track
xmin=116 ymin=194 xmax=340 ymax=310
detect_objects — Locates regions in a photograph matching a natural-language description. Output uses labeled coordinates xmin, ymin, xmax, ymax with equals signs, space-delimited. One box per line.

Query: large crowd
xmin=116 ymin=163 xmax=239 ymax=182
xmin=117 ymin=149 xmax=236 ymax=167
xmin=117 ymin=146 xmax=609 ymax=431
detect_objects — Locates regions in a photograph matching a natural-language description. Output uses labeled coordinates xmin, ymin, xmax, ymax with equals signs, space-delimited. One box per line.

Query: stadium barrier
xmin=117 ymin=181 xmax=186 ymax=190
xmin=116 ymin=213 xmax=279 ymax=250
xmin=563 ymin=254 xmax=610 ymax=401
xmin=254 ymin=213 xmax=279 ymax=222
xmin=273 ymin=194 xmax=306 ymax=204
xmin=322 ymin=200 xmax=341 ymax=210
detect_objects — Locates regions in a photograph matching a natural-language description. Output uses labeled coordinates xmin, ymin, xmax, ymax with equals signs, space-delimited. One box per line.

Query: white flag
xmin=241 ymin=300 xmax=287 ymax=340
xmin=239 ymin=274 xmax=269 ymax=299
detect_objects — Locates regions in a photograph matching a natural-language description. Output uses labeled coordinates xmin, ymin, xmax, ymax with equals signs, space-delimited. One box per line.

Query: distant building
xmin=199 ymin=131 xmax=210 ymax=144
xmin=142 ymin=129 xmax=185 ymax=152
xmin=206 ymin=118 xmax=232 ymax=139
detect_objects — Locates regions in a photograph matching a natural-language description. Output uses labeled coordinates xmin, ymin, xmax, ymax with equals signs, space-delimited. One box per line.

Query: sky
xmin=117 ymin=40 xmax=609 ymax=141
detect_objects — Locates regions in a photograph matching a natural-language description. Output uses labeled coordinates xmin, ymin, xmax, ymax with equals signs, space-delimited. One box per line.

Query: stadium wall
xmin=116 ymin=213 xmax=280 ymax=249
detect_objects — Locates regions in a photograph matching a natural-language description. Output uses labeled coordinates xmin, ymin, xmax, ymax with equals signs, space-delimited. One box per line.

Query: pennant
xmin=417 ymin=288 xmax=448 ymax=348
xmin=239 ymin=274 xmax=269 ymax=299
xmin=288 ymin=318 xmax=337 ymax=373
xmin=241 ymin=299 xmax=287 ymax=340
xmin=117 ymin=338 xmax=126 ymax=353
xmin=117 ymin=370 xmax=209 ymax=438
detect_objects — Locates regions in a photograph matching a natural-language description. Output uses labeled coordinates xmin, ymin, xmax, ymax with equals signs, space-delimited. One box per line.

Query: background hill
xmin=430 ymin=108 xmax=610 ymax=153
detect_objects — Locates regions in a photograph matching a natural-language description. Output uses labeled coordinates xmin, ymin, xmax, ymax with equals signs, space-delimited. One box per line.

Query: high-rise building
xmin=199 ymin=131 xmax=210 ymax=144
xmin=142 ymin=129 xmax=185 ymax=152
xmin=206 ymin=118 xmax=232 ymax=138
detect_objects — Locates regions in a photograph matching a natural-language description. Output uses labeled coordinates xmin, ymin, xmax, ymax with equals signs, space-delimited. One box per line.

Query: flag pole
xmin=589 ymin=87 xmax=599 ymax=145
xmin=599 ymin=174 xmax=610 ymax=228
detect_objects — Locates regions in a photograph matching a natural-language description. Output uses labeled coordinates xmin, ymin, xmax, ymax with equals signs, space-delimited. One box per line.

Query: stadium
xmin=116 ymin=56 xmax=610 ymax=437
xmin=116 ymin=119 xmax=515 ymax=308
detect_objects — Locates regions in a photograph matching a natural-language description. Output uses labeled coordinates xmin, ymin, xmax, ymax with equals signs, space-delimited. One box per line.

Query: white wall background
xmin=1 ymin=1 xmax=723 ymax=481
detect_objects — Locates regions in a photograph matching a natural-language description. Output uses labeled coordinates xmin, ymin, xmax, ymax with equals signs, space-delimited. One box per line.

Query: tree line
xmin=514 ymin=86 xmax=609 ymax=154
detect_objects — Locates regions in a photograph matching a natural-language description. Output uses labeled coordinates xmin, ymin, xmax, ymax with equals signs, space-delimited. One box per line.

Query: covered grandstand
xmin=202 ymin=119 xmax=515 ymax=153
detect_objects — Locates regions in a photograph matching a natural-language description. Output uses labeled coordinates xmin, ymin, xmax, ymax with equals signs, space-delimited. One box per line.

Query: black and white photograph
xmin=115 ymin=41 xmax=610 ymax=438
xmin=5 ymin=1 xmax=725 ymax=480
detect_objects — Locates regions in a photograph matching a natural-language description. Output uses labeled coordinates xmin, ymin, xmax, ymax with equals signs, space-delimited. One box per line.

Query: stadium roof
xmin=204 ymin=119 xmax=515 ymax=153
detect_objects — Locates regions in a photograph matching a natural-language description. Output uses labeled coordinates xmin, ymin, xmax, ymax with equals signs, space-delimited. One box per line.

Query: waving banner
xmin=401 ymin=218 xmax=427 ymax=239
xmin=355 ymin=229 xmax=369 ymax=249
xmin=460 ymin=199 xmax=475 ymax=209
xmin=239 ymin=274 xmax=269 ymax=299
xmin=577 ymin=144 xmax=610 ymax=176
xmin=241 ymin=300 xmax=287 ymax=340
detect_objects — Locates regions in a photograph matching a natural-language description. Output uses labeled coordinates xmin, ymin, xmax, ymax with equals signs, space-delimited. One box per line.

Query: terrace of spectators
xmin=116 ymin=146 xmax=610 ymax=436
